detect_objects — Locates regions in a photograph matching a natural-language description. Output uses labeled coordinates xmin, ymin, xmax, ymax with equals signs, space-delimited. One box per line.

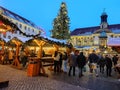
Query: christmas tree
xmin=51 ymin=2 xmax=70 ymax=40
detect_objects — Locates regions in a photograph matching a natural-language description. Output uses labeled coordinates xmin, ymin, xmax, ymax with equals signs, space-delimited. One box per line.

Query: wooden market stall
xmin=25 ymin=36 xmax=73 ymax=77
xmin=6 ymin=37 xmax=23 ymax=69
xmin=0 ymin=39 xmax=5 ymax=64
xmin=0 ymin=12 xmax=73 ymax=77
xmin=25 ymin=37 xmax=53 ymax=77
xmin=0 ymin=12 xmax=20 ymax=88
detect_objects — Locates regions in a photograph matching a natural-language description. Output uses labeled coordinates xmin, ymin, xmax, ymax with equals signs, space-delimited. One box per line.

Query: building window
xmin=39 ymin=31 xmax=41 ymax=34
xmin=8 ymin=35 xmax=11 ymax=39
xmin=32 ymin=29 xmax=34 ymax=32
xmin=19 ymin=24 xmax=22 ymax=28
xmin=111 ymin=35 xmax=113 ymax=38
xmin=28 ymin=27 xmax=30 ymax=31
xmin=16 ymin=22 xmax=18 ymax=26
xmin=24 ymin=26 xmax=27 ymax=30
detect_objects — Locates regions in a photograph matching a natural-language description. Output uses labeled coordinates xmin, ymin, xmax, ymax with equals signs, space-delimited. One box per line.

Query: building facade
xmin=70 ymin=11 xmax=120 ymax=52
xmin=0 ymin=6 xmax=44 ymax=41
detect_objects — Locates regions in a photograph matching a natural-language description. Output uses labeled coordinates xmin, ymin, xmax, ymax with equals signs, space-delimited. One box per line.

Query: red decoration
xmin=2 ymin=32 xmax=6 ymax=35
xmin=112 ymin=46 xmax=120 ymax=53
xmin=0 ymin=21 xmax=3 ymax=25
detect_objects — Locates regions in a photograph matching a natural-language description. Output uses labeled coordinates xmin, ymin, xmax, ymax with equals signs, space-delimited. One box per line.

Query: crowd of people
xmin=0 ymin=49 xmax=42 ymax=68
xmin=0 ymin=48 xmax=120 ymax=79
xmin=52 ymin=50 xmax=120 ymax=78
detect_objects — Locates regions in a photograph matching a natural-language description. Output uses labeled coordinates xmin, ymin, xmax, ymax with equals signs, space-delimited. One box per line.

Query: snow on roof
xmin=40 ymin=35 xmax=67 ymax=44
xmin=75 ymin=46 xmax=91 ymax=49
xmin=16 ymin=36 xmax=32 ymax=43
xmin=2 ymin=38 xmax=10 ymax=42
xmin=2 ymin=35 xmax=32 ymax=43
xmin=107 ymin=38 xmax=120 ymax=46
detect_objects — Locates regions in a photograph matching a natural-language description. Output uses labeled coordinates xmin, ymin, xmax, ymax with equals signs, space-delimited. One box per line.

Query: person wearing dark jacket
xmin=68 ymin=50 xmax=78 ymax=76
xmin=98 ymin=55 xmax=105 ymax=74
xmin=88 ymin=50 xmax=99 ymax=77
xmin=59 ymin=52 xmax=63 ymax=72
xmin=112 ymin=54 xmax=119 ymax=66
xmin=105 ymin=55 xmax=113 ymax=77
xmin=54 ymin=51 xmax=60 ymax=73
xmin=77 ymin=52 xmax=86 ymax=77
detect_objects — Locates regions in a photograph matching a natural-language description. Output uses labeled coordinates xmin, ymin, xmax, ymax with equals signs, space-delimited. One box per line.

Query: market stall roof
xmin=16 ymin=36 xmax=32 ymax=43
xmin=0 ymin=14 xmax=20 ymax=33
xmin=75 ymin=46 xmax=95 ymax=50
xmin=40 ymin=35 xmax=67 ymax=44
xmin=0 ymin=11 xmax=72 ymax=48
xmin=107 ymin=38 xmax=120 ymax=46
xmin=0 ymin=6 xmax=45 ymax=35
xmin=0 ymin=6 xmax=40 ymax=30
xmin=39 ymin=35 xmax=73 ymax=48
xmin=6 ymin=37 xmax=24 ymax=46
xmin=0 ymin=13 xmax=40 ymax=37
xmin=24 ymin=35 xmax=72 ymax=48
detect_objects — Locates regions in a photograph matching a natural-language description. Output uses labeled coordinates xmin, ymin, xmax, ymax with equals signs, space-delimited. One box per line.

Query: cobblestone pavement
xmin=0 ymin=65 xmax=88 ymax=90
xmin=0 ymin=64 xmax=120 ymax=90
xmin=47 ymin=65 xmax=120 ymax=90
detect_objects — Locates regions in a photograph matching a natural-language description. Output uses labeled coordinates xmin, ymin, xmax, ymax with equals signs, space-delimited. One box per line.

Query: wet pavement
xmin=0 ymin=64 xmax=120 ymax=90
xmin=47 ymin=65 xmax=120 ymax=90
xmin=49 ymin=71 xmax=120 ymax=90
xmin=0 ymin=65 xmax=87 ymax=90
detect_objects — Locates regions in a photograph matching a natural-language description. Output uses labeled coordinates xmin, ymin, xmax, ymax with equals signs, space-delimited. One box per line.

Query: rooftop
xmin=0 ymin=6 xmax=40 ymax=30
xmin=71 ymin=24 xmax=120 ymax=36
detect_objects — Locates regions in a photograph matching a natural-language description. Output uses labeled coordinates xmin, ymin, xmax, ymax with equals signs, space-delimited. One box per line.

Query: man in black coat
xmin=98 ymin=55 xmax=106 ymax=74
xmin=77 ymin=52 xmax=86 ymax=77
xmin=112 ymin=54 xmax=119 ymax=66
xmin=88 ymin=50 xmax=99 ymax=77
xmin=105 ymin=55 xmax=113 ymax=77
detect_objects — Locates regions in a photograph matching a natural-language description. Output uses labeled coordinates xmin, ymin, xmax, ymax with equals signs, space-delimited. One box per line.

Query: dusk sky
xmin=0 ymin=0 xmax=120 ymax=36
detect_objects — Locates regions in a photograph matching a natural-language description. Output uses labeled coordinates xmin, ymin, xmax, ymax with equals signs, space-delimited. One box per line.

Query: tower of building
xmin=100 ymin=10 xmax=108 ymax=29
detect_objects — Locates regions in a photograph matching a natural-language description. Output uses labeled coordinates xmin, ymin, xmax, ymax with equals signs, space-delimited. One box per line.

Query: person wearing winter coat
xmin=59 ymin=52 xmax=63 ymax=72
xmin=54 ymin=51 xmax=60 ymax=73
xmin=88 ymin=50 xmax=99 ymax=77
xmin=112 ymin=54 xmax=119 ymax=66
xmin=77 ymin=52 xmax=86 ymax=77
xmin=62 ymin=52 xmax=68 ymax=73
xmin=98 ymin=55 xmax=105 ymax=74
xmin=105 ymin=55 xmax=113 ymax=77
xmin=68 ymin=50 xmax=78 ymax=76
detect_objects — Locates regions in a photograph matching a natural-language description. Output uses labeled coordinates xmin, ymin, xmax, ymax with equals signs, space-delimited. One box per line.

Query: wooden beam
xmin=11 ymin=41 xmax=21 ymax=69
xmin=53 ymin=44 xmax=59 ymax=51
